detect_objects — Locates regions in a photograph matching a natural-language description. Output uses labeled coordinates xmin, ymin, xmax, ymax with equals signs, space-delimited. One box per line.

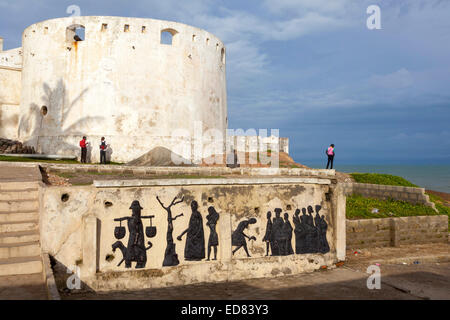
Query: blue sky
xmin=1 ymin=0 xmax=449 ymax=166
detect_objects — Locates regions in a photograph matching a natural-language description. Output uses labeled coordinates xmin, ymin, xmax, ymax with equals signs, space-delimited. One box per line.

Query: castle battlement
xmin=1 ymin=16 xmax=228 ymax=163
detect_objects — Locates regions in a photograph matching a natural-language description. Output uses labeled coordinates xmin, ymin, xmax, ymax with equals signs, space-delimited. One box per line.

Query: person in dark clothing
xmin=283 ymin=212 xmax=294 ymax=255
xmin=79 ymin=136 xmax=88 ymax=163
xmin=99 ymin=137 xmax=108 ymax=164
xmin=262 ymin=211 xmax=273 ymax=256
xmin=231 ymin=218 xmax=257 ymax=257
xmin=206 ymin=206 xmax=219 ymax=261
xmin=271 ymin=208 xmax=284 ymax=256
xmin=177 ymin=200 xmax=205 ymax=261
xmin=326 ymin=144 xmax=335 ymax=169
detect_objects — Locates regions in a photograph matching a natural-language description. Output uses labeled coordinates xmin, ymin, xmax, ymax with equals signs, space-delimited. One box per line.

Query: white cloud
xmin=369 ymin=69 xmax=414 ymax=89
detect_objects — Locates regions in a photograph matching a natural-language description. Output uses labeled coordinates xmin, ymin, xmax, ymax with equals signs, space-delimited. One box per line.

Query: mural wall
xmin=40 ymin=180 xmax=345 ymax=290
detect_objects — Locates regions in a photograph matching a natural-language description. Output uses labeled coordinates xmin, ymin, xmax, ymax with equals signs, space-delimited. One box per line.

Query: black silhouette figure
xmin=112 ymin=200 xmax=155 ymax=269
xmin=206 ymin=206 xmax=220 ymax=261
xmin=293 ymin=209 xmax=307 ymax=254
xmin=232 ymin=218 xmax=257 ymax=257
xmin=314 ymin=205 xmax=330 ymax=254
xmin=305 ymin=206 xmax=319 ymax=253
xmin=262 ymin=211 xmax=273 ymax=256
xmin=271 ymin=208 xmax=285 ymax=256
xmin=292 ymin=205 xmax=330 ymax=254
xmin=156 ymin=195 xmax=184 ymax=267
xmin=283 ymin=212 xmax=294 ymax=255
xmin=177 ymin=200 xmax=205 ymax=261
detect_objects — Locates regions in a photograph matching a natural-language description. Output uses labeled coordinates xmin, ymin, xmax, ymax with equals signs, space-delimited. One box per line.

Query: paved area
xmin=0 ymin=273 xmax=48 ymax=300
xmin=63 ymin=266 xmax=422 ymax=300
xmin=0 ymin=163 xmax=42 ymax=182
xmin=61 ymin=244 xmax=450 ymax=300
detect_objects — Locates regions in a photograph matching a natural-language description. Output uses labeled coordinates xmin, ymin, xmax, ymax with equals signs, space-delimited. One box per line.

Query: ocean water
xmin=307 ymin=164 xmax=450 ymax=193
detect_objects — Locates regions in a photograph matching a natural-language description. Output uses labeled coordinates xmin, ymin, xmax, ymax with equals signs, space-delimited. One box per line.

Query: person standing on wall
xmin=79 ymin=136 xmax=89 ymax=163
xmin=326 ymin=144 xmax=335 ymax=169
xmin=100 ymin=137 xmax=108 ymax=164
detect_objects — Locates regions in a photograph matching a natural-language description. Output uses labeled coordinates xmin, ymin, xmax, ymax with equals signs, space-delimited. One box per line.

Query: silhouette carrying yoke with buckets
xmin=112 ymin=200 xmax=157 ymax=269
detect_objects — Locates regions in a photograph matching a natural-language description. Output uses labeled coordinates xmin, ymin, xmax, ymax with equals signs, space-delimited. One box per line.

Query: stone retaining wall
xmin=35 ymin=162 xmax=335 ymax=178
xmin=346 ymin=215 xmax=448 ymax=249
xmin=343 ymin=182 xmax=436 ymax=209
xmin=40 ymin=177 xmax=346 ymax=291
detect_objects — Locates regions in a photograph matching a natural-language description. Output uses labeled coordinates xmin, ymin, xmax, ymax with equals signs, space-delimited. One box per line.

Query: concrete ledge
xmin=0 ymin=161 xmax=335 ymax=178
xmin=42 ymin=253 xmax=61 ymax=300
xmin=93 ymin=177 xmax=332 ymax=188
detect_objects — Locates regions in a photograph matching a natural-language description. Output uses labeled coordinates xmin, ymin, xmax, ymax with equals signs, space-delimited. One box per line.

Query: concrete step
xmin=0 ymin=189 xmax=38 ymax=201
xmin=0 ymin=210 xmax=38 ymax=223
xmin=0 ymin=220 xmax=39 ymax=233
xmin=0 ymin=199 xmax=39 ymax=212
xmin=0 ymin=241 xmax=40 ymax=259
xmin=0 ymin=182 xmax=40 ymax=191
xmin=0 ymin=256 xmax=42 ymax=276
xmin=0 ymin=230 xmax=40 ymax=244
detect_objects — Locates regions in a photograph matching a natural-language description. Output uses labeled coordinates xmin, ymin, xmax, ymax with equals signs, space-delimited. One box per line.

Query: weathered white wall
xmin=40 ymin=178 xmax=345 ymax=290
xmin=228 ymin=135 xmax=290 ymax=154
xmin=0 ymin=46 xmax=22 ymax=139
xmin=0 ymin=47 xmax=23 ymax=69
xmin=18 ymin=17 xmax=227 ymax=162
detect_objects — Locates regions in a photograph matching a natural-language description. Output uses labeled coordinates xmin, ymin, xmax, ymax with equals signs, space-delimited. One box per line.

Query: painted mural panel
xmin=94 ymin=183 xmax=333 ymax=272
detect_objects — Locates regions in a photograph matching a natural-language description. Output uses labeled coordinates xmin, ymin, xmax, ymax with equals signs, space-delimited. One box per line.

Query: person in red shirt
xmin=79 ymin=136 xmax=89 ymax=163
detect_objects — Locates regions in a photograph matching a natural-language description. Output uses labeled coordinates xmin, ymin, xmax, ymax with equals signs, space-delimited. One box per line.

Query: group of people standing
xmin=263 ymin=205 xmax=330 ymax=256
xmin=79 ymin=136 xmax=109 ymax=164
xmin=176 ymin=201 xmax=220 ymax=261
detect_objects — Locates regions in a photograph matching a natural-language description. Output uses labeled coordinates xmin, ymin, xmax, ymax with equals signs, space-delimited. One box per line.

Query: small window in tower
xmin=160 ymin=28 xmax=178 ymax=45
xmin=142 ymin=26 xmax=146 ymax=33
xmin=206 ymin=38 xmax=210 ymax=45
xmin=221 ymin=48 xmax=225 ymax=64
xmin=44 ymin=27 xmax=48 ymax=34
xmin=192 ymin=34 xmax=196 ymax=42
xmin=124 ymin=24 xmax=130 ymax=32
xmin=101 ymin=23 xmax=108 ymax=31
xmin=66 ymin=24 xmax=85 ymax=42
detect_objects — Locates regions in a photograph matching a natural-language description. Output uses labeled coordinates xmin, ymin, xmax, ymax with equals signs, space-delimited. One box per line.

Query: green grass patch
xmin=0 ymin=155 xmax=80 ymax=164
xmin=350 ymin=173 xmax=418 ymax=187
xmin=150 ymin=174 xmax=224 ymax=179
xmin=426 ymin=193 xmax=450 ymax=228
xmin=0 ymin=155 xmax=124 ymax=165
xmin=54 ymin=172 xmax=75 ymax=179
xmin=346 ymin=194 xmax=440 ymax=220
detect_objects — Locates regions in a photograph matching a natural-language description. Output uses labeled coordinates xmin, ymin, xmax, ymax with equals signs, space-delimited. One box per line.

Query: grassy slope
xmin=350 ymin=173 xmax=418 ymax=187
xmin=346 ymin=194 xmax=439 ymax=220
xmin=347 ymin=172 xmax=449 ymax=228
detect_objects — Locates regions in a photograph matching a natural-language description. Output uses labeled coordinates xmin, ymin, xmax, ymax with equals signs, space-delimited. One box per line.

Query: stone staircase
xmin=0 ymin=181 xmax=42 ymax=276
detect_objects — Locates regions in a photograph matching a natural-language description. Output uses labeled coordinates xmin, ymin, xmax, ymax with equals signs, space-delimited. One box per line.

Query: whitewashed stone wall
xmin=39 ymin=178 xmax=346 ymax=291
xmin=0 ymin=43 xmax=22 ymax=140
xmin=17 ymin=17 xmax=227 ymax=163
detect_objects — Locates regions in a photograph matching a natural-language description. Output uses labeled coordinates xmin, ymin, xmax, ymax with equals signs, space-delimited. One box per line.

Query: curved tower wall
xmin=18 ymin=16 xmax=227 ymax=163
